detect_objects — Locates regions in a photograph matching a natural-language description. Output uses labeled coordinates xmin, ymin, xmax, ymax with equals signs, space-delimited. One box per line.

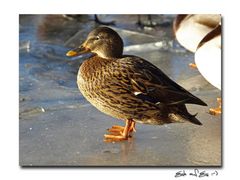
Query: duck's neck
xmin=97 ymin=53 xmax=123 ymax=59
xmin=80 ymin=55 xmax=113 ymax=79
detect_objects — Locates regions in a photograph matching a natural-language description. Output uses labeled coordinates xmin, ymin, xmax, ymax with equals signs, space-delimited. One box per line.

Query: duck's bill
xmin=66 ymin=46 xmax=90 ymax=57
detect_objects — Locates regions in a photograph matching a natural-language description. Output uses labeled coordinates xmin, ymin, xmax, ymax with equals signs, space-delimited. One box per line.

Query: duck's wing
xmin=119 ymin=56 xmax=207 ymax=106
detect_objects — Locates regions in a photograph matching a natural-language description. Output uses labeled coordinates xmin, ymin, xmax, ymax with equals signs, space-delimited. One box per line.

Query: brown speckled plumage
xmin=66 ymin=27 xmax=207 ymax=141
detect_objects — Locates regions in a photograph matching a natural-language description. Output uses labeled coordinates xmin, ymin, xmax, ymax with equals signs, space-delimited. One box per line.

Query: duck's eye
xmin=95 ymin=36 xmax=100 ymax=40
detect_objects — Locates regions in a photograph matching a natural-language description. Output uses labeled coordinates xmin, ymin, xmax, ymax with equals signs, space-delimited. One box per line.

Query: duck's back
xmin=115 ymin=55 xmax=207 ymax=106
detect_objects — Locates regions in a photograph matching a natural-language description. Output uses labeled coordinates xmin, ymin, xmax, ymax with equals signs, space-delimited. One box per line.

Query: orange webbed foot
xmin=107 ymin=125 xmax=125 ymax=135
xmin=104 ymin=119 xmax=136 ymax=142
xmin=104 ymin=134 xmax=129 ymax=142
xmin=189 ymin=63 xmax=197 ymax=69
xmin=209 ymin=98 xmax=222 ymax=115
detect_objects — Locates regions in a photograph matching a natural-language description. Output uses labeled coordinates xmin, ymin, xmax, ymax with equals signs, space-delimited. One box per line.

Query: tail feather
xmin=185 ymin=113 xmax=202 ymax=125
xmin=169 ymin=113 xmax=202 ymax=125
xmin=188 ymin=96 xmax=208 ymax=106
xmin=169 ymin=105 xmax=203 ymax=125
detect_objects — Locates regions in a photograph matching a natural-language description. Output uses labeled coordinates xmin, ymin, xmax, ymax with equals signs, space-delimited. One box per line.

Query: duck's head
xmin=66 ymin=27 xmax=124 ymax=59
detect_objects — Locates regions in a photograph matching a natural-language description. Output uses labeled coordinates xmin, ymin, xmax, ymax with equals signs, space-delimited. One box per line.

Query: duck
xmin=66 ymin=26 xmax=207 ymax=142
xmin=173 ymin=14 xmax=221 ymax=52
xmin=195 ymin=24 xmax=222 ymax=115
xmin=174 ymin=14 xmax=222 ymax=115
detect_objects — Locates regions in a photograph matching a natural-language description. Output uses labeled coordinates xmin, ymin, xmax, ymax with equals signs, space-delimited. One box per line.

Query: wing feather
xmin=118 ymin=56 xmax=207 ymax=106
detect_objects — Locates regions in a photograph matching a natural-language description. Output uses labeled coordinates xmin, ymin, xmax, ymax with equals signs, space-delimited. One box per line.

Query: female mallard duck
xmin=66 ymin=27 xmax=207 ymax=142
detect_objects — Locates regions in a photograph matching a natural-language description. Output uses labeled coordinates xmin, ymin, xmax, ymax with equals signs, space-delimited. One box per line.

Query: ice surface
xmin=19 ymin=15 xmax=221 ymax=166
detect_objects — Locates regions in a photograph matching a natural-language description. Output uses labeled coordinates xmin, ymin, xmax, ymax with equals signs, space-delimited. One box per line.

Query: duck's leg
xmin=147 ymin=15 xmax=154 ymax=27
xmin=129 ymin=121 xmax=136 ymax=133
xmin=104 ymin=119 xmax=136 ymax=142
xmin=107 ymin=121 xmax=136 ymax=134
xmin=209 ymin=98 xmax=222 ymax=115
xmin=136 ymin=15 xmax=143 ymax=27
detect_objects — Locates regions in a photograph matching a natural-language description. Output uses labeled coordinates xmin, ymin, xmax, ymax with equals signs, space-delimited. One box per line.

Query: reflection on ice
xmin=29 ymin=42 xmax=70 ymax=61
xmin=124 ymin=41 xmax=176 ymax=53
xmin=19 ymin=40 xmax=30 ymax=52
